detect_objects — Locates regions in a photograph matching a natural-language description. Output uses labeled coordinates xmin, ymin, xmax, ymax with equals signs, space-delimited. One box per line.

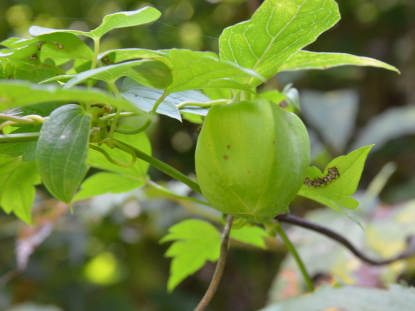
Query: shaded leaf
xmin=64 ymin=60 xmax=172 ymax=89
xmin=219 ymin=0 xmax=340 ymax=87
xmin=230 ymin=226 xmax=268 ymax=249
xmin=121 ymin=78 xmax=211 ymax=121
xmin=160 ymin=219 xmax=221 ymax=291
xmin=36 ymin=104 xmax=91 ymax=203
xmin=0 ymin=81 xmax=138 ymax=113
xmin=73 ymin=172 xmax=145 ymax=202
xmin=280 ymin=51 xmax=400 ymax=73
xmin=261 ymin=284 xmax=415 ymax=311
xmin=351 ymin=105 xmax=415 ymax=152
xmin=0 ymin=127 xmax=40 ymax=161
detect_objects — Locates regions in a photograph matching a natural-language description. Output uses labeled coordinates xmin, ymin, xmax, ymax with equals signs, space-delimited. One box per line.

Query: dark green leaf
xmin=36 ymin=104 xmax=91 ymax=203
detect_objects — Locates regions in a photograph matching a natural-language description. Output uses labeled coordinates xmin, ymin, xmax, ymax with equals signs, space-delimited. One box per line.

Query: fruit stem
xmin=275 ymin=222 xmax=314 ymax=292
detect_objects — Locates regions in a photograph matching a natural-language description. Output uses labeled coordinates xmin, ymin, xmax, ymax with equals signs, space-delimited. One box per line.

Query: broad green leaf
xmin=160 ymin=219 xmax=222 ymax=292
xmin=37 ymin=32 xmax=94 ymax=61
xmin=121 ymin=78 xmax=211 ymax=121
xmin=200 ymin=78 xmax=255 ymax=93
xmin=29 ymin=7 xmax=161 ymax=40
xmin=99 ymin=48 xmax=169 ymax=65
xmin=230 ymin=226 xmax=268 ymax=249
xmin=219 ymin=0 xmax=340 ymax=87
xmin=166 ymin=49 xmax=264 ymax=93
xmin=279 ymin=51 xmax=400 ymax=73
xmin=73 ymin=172 xmax=145 ymax=202
xmin=39 ymin=74 xmax=76 ymax=84
xmin=261 ymin=284 xmax=415 ymax=311
xmin=0 ymin=156 xmax=40 ymax=223
xmin=87 ymin=132 xmax=151 ymax=178
xmin=64 ymin=60 xmax=172 ymax=89
xmin=299 ymin=145 xmax=373 ymax=212
xmin=0 ymin=81 xmax=138 ymax=113
xmin=37 ymin=104 xmax=91 ymax=203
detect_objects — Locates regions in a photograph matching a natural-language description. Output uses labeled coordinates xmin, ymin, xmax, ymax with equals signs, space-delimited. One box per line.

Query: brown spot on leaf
xmin=227 ymin=145 xmax=231 ymax=149
xmin=223 ymin=155 xmax=229 ymax=160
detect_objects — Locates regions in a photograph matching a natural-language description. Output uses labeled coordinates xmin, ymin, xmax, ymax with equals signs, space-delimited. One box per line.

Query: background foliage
xmin=1 ymin=0 xmax=415 ymax=310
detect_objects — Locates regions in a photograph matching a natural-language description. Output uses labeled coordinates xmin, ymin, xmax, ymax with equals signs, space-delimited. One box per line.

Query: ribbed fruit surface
xmin=195 ymin=99 xmax=310 ymax=223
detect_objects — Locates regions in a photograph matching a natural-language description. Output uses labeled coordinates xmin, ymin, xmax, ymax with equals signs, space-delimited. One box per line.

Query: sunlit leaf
xmin=0 ymin=156 xmax=40 ymax=224
xmin=160 ymin=219 xmax=221 ymax=291
xmin=99 ymin=48 xmax=169 ymax=65
xmin=230 ymin=226 xmax=268 ymax=249
xmin=219 ymin=0 xmax=340 ymax=87
xmin=279 ymin=51 xmax=400 ymax=73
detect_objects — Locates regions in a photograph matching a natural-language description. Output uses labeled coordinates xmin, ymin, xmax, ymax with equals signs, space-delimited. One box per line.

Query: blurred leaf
xmin=282 ymin=84 xmax=300 ymax=110
xmin=259 ymin=90 xmax=287 ymax=105
xmin=230 ymin=226 xmax=268 ymax=249
xmin=300 ymin=89 xmax=359 ymax=152
xmin=6 ymin=302 xmax=63 ymax=311
xmin=121 ymin=78 xmax=211 ymax=121
xmin=201 ymin=78 xmax=255 ymax=93
xmin=160 ymin=219 xmax=221 ymax=291
xmin=73 ymin=172 xmax=145 ymax=202
xmin=279 ymin=51 xmax=400 ymax=73
xmin=299 ymin=145 xmax=373 ymax=213
xmin=166 ymin=49 xmax=264 ymax=93
xmin=64 ymin=60 xmax=172 ymax=89
xmin=261 ymin=284 xmax=415 ymax=311
xmin=99 ymin=48 xmax=169 ymax=65
xmin=0 ymin=156 xmax=40 ymax=223
xmin=351 ymin=105 xmax=415 ymax=152
xmin=0 ymin=127 xmax=40 ymax=161
xmin=87 ymin=132 xmax=151 ymax=178
xmin=84 ymin=252 xmax=122 ymax=285
xmin=219 ymin=0 xmax=340 ymax=87
xmin=37 ymin=104 xmax=91 ymax=203
xmin=0 ymin=81 xmax=137 ymax=112
xmin=29 ymin=7 xmax=161 ymax=40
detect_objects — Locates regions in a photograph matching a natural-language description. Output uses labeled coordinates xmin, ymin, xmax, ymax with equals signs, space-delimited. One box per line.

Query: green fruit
xmin=195 ymin=99 xmax=310 ymax=223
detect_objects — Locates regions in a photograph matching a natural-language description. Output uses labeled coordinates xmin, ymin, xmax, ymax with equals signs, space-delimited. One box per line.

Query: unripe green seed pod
xmin=195 ymin=99 xmax=310 ymax=223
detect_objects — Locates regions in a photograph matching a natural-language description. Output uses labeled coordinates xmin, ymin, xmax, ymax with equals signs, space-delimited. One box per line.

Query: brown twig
xmin=275 ymin=214 xmax=415 ymax=266
xmin=194 ymin=215 xmax=234 ymax=311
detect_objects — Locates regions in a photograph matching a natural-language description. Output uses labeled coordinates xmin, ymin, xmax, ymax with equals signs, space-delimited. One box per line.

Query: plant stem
xmin=115 ymin=140 xmax=202 ymax=194
xmin=176 ymin=99 xmax=228 ymax=109
xmin=275 ymin=223 xmax=314 ymax=292
xmin=0 ymin=133 xmax=40 ymax=143
xmin=194 ymin=214 xmax=234 ymax=311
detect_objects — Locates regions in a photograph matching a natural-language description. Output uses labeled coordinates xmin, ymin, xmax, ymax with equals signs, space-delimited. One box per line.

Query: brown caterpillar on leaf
xmin=304 ymin=167 xmax=340 ymax=188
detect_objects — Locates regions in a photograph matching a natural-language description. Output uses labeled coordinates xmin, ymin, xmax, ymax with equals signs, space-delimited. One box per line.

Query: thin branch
xmin=275 ymin=223 xmax=314 ymax=292
xmin=194 ymin=215 xmax=234 ymax=311
xmin=275 ymin=214 xmax=415 ymax=266
xmin=115 ymin=139 xmax=202 ymax=194
xmin=0 ymin=132 xmax=40 ymax=143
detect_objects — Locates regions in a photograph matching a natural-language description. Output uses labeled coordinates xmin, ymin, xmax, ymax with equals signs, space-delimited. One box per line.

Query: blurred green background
xmin=1 ymin=0 xmax=415 ymax=310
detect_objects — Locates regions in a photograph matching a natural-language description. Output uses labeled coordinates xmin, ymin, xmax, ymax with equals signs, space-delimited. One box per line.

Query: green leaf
xmin=166 ymin=49 xmax=264 ymax=93
xmin=279 ymin=51 xmax=400 ymax=73
xmin=36 ymin=104 xmax=91 ymax=203
xmin=64 ymin=60 xmax=172 ymax=89
xmin=230 ymin=226 xmax=268 ymax=249
xmin=37 ymin=32 xmax=94 ymax=61
xmin=0 ymin=127 xmax=40 ymax=161
xmin=73 ymin=172 xmax=145 ymax=202
xmin=261 ymin=284 xmax=415 ymax=311
xmin=219 ymin=0 xmax=340 ymax=87
xmin=259 ymin=90 xmax=287 ymax=105
xmin=299 ymin=145 xmax=374 ymax=212
xmin=29 ymin=7 xmax=161 ymax=40
xmin=87 ymin=132 xmax=151 ymax=178
xmin=160 ymin=219 xmax=222 ymax=292
xmin=99 ymin=48 xmax=169 ymax=65
xmin=0 ymin=81 xmax=137 ymax=113
xmin=0 ymin=156 xmax=40 ymax=223
xmin=121 ymin=78 xmax=211 ymax=121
